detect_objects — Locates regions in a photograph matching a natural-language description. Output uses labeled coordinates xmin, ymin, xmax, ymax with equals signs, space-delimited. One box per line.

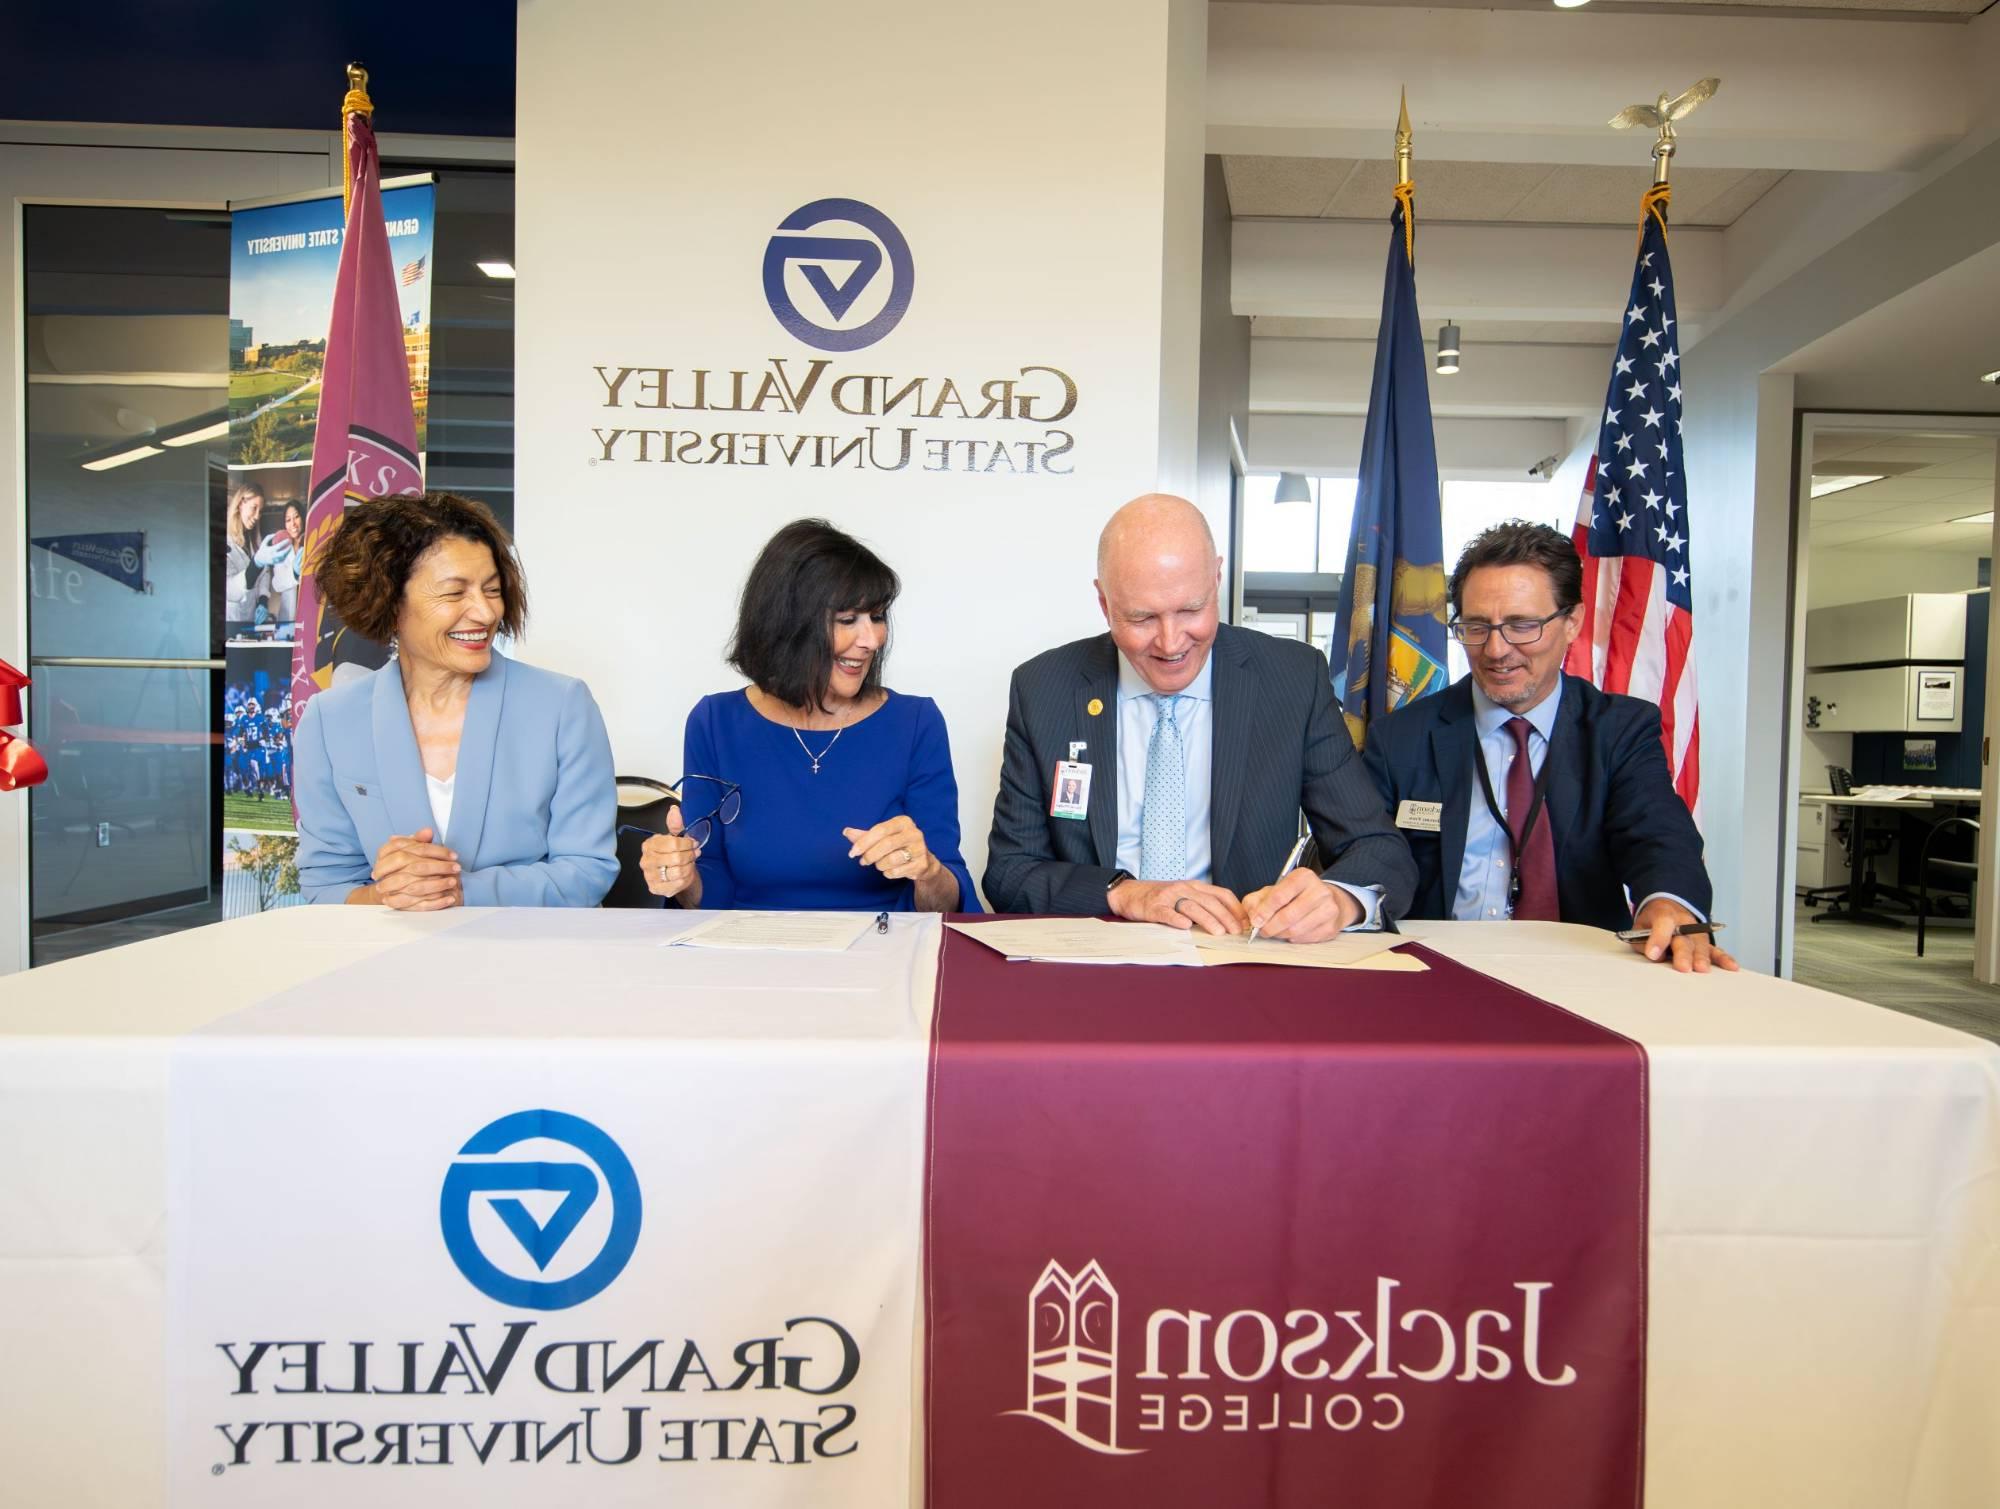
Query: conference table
xmin=2 ymin=907 xmax=1995 ymax=1507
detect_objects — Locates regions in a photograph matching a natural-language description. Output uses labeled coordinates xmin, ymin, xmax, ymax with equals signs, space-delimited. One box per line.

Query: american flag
xmin=1566 ymin=185 xmax=1700 ymax=819
xmin=399 ymin=254 xmax=426 ymax=286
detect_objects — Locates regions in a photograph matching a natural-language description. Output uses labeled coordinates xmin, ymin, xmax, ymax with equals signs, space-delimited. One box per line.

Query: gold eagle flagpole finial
xmin=1609 ymin=76 xmax=1719 ymax=187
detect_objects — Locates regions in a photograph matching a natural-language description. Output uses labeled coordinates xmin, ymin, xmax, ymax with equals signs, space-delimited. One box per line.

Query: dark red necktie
xmin=1505 ymin=717 xmax=1559 ymax=922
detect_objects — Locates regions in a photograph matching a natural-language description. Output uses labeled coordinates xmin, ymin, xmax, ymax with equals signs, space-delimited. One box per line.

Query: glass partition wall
xmin=24 ymin=206 xmax=229 ymax=963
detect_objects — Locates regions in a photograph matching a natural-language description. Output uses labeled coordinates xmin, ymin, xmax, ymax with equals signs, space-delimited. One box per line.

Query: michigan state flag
xmin=1331 ymin=188 xmax=1449 ymax=750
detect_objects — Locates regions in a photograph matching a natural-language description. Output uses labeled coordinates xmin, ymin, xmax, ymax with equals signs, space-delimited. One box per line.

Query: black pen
xmin=1615 ymin=921 xmax=1723 ymax=942
xmin=874 ymin=911 xmax=889 ymax=934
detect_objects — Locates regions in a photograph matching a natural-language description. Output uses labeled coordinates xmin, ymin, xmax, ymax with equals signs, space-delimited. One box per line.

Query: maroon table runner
xmin=924 ymin=926 xmax=1647 ymax=1509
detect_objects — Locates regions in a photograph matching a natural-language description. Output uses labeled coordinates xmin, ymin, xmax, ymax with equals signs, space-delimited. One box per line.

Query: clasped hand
xmin=841 ymin=815 xmax=939 ymax=882
xmin=640 ymin=806 xmax=700 ymax=899
xmin=1110 ymin=868 xmax=1360 ymax=943
xmin=367 ymin=828 xmax=462 ymax=910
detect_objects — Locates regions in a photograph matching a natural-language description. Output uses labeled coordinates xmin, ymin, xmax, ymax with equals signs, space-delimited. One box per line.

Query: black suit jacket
xmin=1361 ymin=672 xmax=1710 ymax=929
xmin=982 ymin=624 xmax=1416 ymax=918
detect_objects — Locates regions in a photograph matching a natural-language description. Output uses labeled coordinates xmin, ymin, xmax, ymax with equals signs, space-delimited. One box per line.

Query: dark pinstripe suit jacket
xmin=982 ymin=624 xmax=1417 ymax=918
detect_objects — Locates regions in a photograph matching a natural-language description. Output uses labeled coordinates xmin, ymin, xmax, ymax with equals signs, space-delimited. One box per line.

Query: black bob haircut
xmin=1448 ymin=520 xmax=1584 ymax=618
xmin=729 ymin=519 xmax=900 ymax=711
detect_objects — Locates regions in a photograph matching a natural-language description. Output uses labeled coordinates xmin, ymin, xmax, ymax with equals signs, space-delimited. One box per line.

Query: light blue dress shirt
xmin=1114 ymin=650 xmax=1380 ymax=928
xmin=1453 ymin=677 xmax=1700 ymax=924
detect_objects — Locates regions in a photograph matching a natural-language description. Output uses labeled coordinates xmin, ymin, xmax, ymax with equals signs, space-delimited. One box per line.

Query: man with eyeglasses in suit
xmin=1362 ymin=521 xmax=1733 ymax=972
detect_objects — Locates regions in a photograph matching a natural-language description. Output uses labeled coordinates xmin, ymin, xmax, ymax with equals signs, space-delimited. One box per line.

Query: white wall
xmin=1807 ymin=550 xmax=1982 ymax=611
xmin=513 ymin=0 xmax=1209 ymax=896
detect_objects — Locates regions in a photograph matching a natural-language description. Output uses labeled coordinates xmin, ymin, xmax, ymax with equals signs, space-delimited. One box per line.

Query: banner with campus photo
xmin=221 ymin=178 xmax=433 ymax=914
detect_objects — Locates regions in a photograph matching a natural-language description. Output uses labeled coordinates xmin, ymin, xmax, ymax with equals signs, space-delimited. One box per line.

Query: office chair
xmin=601 ymin=776 xmax=679 ymax=909
xmin=1916 ymin=816 xmax=1979 ymax=959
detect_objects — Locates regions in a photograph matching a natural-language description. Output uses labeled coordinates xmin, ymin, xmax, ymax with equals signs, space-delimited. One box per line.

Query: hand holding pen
xmin=1242 ymin=832 xmax=1361 ymax=945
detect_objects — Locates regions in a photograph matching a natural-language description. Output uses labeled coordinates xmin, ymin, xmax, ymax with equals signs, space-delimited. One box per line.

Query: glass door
xmin=23 ymin=205 xmax=229 ymax=963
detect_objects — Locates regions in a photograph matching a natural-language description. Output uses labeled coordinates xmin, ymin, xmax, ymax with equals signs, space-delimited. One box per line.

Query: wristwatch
xmin=1106 ymin=868 xmax=1133 ymax=898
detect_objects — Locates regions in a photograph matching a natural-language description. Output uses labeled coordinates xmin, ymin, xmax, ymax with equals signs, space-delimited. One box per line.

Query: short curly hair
xmin=312 ymin=492 xmax=528 ymax=643
xmin=1448 ymin=520 xmax=1583 ymax=618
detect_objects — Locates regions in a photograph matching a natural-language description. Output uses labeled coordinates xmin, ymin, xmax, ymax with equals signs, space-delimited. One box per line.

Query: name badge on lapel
xmin=1050 ymin=760 xmax=1092 ymax=822
xmin=1396 ymin=799 xmax=1443 ymax=833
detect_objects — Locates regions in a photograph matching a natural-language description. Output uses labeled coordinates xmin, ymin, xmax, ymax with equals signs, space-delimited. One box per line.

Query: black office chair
xmin=1915 ymin=816 xmax=1979 ymax=958
xmin=601 ymin=776 xmax=679 ymax=909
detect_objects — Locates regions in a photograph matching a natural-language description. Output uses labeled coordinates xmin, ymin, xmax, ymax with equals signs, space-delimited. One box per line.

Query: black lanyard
xmin=1472 ymin=729 xmax=1554 ymax=914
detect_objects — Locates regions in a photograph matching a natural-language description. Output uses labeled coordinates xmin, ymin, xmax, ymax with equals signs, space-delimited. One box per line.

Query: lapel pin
xmin=1086 ymin=697 xmax=1103 ymax=717
xmin=354 ymin=783 xmax=369 ymax=796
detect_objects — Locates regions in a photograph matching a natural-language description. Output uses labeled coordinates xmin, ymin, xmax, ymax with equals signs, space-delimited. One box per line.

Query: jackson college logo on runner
xmin=1005 ymin=1260 xmax=1143 ymax=1455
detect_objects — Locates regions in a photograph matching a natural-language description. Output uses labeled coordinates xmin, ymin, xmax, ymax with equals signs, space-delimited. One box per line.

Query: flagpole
xmin=342 ymin=64 xmax=374 ymax=224
xmin=1393 ymin=88 xmax=1415 ymax=264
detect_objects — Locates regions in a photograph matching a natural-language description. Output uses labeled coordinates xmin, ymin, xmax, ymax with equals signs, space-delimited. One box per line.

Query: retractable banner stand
xmin=513 ymin=0 xmax=1208 ymax=883
xmin=220 ymin=176 xmax=434 ymax=918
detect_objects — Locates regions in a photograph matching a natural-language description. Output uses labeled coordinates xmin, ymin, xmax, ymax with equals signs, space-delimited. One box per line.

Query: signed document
xmin=1190 ymin=931 xmax=1427 ymax=971
xmin=944 ymin=918 xmax=1202 ymax=967
xmin=666 ymin=911 xmax=877 ymax=953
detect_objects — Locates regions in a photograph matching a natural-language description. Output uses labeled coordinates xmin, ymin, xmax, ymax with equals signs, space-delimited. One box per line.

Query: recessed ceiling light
xmin=477 ymin=261 xmax=517 ymax=280
xmin=1553 ymin=0 xmax=1593 ymax=8
xmin=161 ymin=419 xmax=230 ymax=448
xmin=80 ymin=444 xmax=164 ymax=472
xmin=1953 ymin=511 xmax=1994 ymax=526
xmin=1809 ymin=474 xmax=1883 ymax=499
xmin=1980 ymin=370 xmax=2000 ymax=384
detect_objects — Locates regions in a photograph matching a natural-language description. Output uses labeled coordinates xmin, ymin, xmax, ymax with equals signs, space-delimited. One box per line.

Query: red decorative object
xmin=0 ymin=658 xmax=49 ymax=791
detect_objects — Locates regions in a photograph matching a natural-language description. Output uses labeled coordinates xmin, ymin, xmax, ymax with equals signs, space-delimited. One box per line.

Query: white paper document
xmin=1190 ymin=931 xmax=1428 ymax=972
xmin=945 ymin=918 xmax=1202 ymax=966
xmin=667 ymin=910 xmax=877 ymax=952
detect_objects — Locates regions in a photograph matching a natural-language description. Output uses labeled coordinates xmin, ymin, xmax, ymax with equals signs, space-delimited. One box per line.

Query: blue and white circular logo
xmin=439 ymin=1109 xmax=642 ymax=1311
xmin=762 ymin=197 xmax=915 ymax=352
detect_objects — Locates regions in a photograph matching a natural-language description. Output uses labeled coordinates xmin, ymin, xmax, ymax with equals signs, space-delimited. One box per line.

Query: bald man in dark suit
xmin=984 ymin=494 xmax=1414 ymax=941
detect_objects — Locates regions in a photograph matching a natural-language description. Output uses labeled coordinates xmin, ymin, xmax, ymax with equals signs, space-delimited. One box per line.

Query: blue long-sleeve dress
xmin=683 ymin=689 xmax=980 ymax=912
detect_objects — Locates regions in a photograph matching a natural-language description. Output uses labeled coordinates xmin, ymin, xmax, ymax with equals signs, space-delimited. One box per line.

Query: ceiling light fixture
xmin=1981 ymin=370 xmax=2000 ymax=385
xmin=1953 ymin=511 xmax=1994 ymax=526
xmin=160 ymin=418 xmax=230 ymax=448
xmin=477 ymin=260 xmax=517 ymax=280
xmin=1809 ymin=474 xmax=1884 ymax=499
xmin=1553 ymin=0 xmax=1594 ymax=9
xmin=1436 ymin=321 xmax=1462 ymax=377
xmin=80 ymin=444 xmax=165 ymax=473
xmin=1274 ymin=472 xmax=1313 ymax=504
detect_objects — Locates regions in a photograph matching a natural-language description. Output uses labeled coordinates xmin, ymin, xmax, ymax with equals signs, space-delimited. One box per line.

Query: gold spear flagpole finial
xmin=340 ymin=63 xmax=376 ymax=223
xmin=1395 ymin=87 xmax=1414 ymax=188
xmin=1608 ymin=76 xmax=1719 ymax=187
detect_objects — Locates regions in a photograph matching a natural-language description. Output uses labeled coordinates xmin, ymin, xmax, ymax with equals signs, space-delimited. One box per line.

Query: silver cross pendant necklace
xmin=792 ymin=703 xmax=848 ymax=774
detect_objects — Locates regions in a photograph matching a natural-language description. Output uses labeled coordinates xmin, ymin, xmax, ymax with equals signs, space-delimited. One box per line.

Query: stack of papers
xmin=667 ymin=912 xmax=878 ymax=952
xmin=946 ymin=918 xmax=1201 ymax=966
xmin=946 ymin=919 xmax=1428 ymax=972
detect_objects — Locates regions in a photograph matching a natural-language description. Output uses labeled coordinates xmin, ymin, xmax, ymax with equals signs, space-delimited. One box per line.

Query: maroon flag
xmin=291 ymin=72 xmax=423 ymax=716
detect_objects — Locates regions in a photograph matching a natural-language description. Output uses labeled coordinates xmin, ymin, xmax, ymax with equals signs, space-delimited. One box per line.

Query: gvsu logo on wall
xmin=762 ymin=198 xmax=914 ymax=352
xmin=439 ymin=1109 xmax=642 ymax=1310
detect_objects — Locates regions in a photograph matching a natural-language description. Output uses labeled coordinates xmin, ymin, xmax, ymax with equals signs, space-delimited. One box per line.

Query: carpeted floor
xmin=1792 ymin=900 xmax=2000 ymax=1044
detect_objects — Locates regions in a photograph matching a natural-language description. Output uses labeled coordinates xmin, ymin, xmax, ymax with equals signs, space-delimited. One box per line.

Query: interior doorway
xmin=1783 ymin=414 xmax=2000 ymax=1041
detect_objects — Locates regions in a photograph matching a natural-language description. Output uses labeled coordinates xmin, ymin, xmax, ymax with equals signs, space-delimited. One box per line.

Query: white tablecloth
xmin=2 ymin=910 xmax=1995 ymax=1506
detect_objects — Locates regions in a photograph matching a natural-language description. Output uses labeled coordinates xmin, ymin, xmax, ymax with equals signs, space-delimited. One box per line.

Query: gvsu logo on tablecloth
xmin=439 ymin=1109 xmax=642 ymax=1310
xmin=762 ymin=198 xmax=914 ymax=352
xmin=1006 ymin=1260 xmax=1144 ymax=1455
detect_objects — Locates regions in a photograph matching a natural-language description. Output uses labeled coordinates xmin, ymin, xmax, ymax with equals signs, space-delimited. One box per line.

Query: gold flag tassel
xmin=340 ymin=63 xmax=375 ymax=224
xmin=1640 ymin=182 xmax=1672 ymax=250
xmin=1394 ymin=87 xmax=1416 ymax=264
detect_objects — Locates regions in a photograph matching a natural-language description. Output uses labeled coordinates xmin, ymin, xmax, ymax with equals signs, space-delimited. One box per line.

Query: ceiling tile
xmin=1222 ymin=155 xmax=1354 ymax=218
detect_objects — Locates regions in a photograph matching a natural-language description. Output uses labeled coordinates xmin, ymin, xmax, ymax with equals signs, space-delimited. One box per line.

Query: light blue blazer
xmin=293 ymin=653 xmax=618 ymax=907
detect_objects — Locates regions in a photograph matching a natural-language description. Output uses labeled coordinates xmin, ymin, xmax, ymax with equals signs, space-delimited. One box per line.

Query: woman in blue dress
xmin=640 ymin=519 xmax=978 ymax=913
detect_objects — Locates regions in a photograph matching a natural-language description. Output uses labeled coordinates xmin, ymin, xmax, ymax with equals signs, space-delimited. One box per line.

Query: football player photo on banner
xmin=166 ymin=910 xmax=933 ymax=1507
xmin=515 ymin=0 xmax=1210 ymax=886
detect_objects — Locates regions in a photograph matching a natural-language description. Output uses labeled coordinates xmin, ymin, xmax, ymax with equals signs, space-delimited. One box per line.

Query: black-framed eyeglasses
xmin=618 ymin=773 xmax=741 ymax=849
xmin=1446 ymin=608 xmax=1572 ymax=648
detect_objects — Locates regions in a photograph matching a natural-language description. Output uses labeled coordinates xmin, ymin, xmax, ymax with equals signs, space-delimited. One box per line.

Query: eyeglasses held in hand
xmin=1446 ymin=608 xmax=1571 ymax=647
xmin=618 ymin=773 xmax=741 ymax=850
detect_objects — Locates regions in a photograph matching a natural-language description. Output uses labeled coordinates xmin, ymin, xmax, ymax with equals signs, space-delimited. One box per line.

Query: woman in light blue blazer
xmin=293 ymin=491 xmax=618 ymax=908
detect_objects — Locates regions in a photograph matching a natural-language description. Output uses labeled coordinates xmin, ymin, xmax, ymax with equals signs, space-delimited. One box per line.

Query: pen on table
xmin=1615 ymin=921 xmax=1724 ymax=942
xmin=1248 ymin=831 xmax=1314 ymax=942
xmin=874 ymin=911 xmax=889 ymax=935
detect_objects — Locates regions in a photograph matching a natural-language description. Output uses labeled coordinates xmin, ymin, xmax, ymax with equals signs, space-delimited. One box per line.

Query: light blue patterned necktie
xmin=1139 ymin=694 xmax=1188 ymax=881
